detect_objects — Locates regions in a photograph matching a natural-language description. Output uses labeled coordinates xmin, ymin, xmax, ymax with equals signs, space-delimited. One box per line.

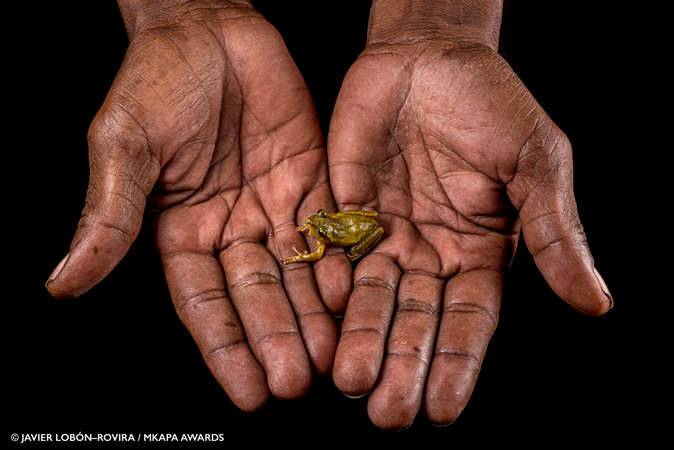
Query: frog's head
xmin=306 ymin=210 xmax=330 ymax=241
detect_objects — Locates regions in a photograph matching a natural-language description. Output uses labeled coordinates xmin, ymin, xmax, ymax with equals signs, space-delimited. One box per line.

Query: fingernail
xmin=342 ymin=390 xmax=370 ymax=399
xmin=47 ymin=253 xmax=69 ymax=285
xmin=592 ymin=266 xmax=613 ymax=309
xmin=430 ymin=420 xmax=454 ymax=428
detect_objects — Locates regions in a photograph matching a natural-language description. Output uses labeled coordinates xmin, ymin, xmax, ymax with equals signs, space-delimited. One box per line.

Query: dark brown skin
xmin=45 ymin=0 xmax=612 ymax=430
xmin=45 ymin=0 xmax=352 ymax=412
xmin=328 ymin=0 xmax=612 ymax=430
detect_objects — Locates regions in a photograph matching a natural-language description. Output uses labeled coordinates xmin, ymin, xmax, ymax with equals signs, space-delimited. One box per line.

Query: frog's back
xmin=331 ymin=215 xmax=378 ymax=246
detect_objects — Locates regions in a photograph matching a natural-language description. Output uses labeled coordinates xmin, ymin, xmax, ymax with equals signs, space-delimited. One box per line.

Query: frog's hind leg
xmin=347 ymin=227 xmax=384 ymax=261
xmin=341 ymin=210 xmax=378 ymax=217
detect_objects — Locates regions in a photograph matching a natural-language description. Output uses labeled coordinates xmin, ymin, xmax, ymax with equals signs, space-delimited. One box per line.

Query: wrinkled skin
xmin=45 ymin=1 xmax=352 ymax=411
xmin=328 ymin=7 xmax=613 ymax=430
xmin=45 ymin=0 xmax=612 ymax=430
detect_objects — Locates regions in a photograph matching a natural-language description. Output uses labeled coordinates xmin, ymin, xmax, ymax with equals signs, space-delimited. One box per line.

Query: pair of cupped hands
xmin=45 ymin=0 xmax=612 ymax=430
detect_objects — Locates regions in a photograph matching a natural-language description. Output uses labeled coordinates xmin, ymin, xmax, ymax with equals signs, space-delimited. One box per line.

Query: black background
xmin=6 ymin=0 xmax=658 ymax=446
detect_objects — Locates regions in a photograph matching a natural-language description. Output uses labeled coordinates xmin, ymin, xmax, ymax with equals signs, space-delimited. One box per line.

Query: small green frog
xmin=281 ymin=209 xmax=384 ymax=264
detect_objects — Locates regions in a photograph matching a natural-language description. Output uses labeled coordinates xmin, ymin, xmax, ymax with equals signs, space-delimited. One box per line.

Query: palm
xmin=331 ymin=45 xmax=524 ymax=276
xmin=328 ymin=42 xmax=610 ymax=429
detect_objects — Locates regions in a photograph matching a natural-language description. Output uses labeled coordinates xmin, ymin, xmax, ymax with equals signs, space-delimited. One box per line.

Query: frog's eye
xmin=317 ymin=209 xmax=328 ymax=218
xmin=316 ymin=225 xmax=327 ymax=238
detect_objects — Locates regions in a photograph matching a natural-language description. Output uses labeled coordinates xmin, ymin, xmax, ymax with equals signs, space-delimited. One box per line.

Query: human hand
xmin=45 ymin=0 xmax=352 ymax=412
xmin=328 ymin=0 xmax=613 ymax=430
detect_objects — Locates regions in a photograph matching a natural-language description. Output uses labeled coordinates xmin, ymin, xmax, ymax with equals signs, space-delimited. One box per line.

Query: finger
xmin=162 ymin=250 xmax=270 ymax=412
xmin=311 ymin=245 xmax=354 ymax=315
xmin=332 ymin=254 xmax=400 ymax=397
xmin=507 ymin=125 xmax=612 ymax=315
xmin=220 ymin=241 xmax=312 ymax=400
xmin=272 ymin=222 xmax=340 ymax=376
xmin=423 ymin=269 xmax=502 ymax=425
xmin=366 ymin=273 xmax=445 ymax=430
xmin=46 ymin=112 xmax=159 ymax=299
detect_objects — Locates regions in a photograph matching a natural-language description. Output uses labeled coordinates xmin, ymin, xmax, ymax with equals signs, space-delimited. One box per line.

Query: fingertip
xmin=366 ymin=349 xmax=438 ymax=430
xmin=45 ymin=248 xmax=105 ymax=299
xmin=45 ymin=232 xmax=131 ymax=299
xmin=332 ymin=346 xmax=379 ymax=397
xmin=332 ymin=325 xmax=386 ymax=397
xmin=564 ymin=266 xmax=613 ymax=316
xmin=367 ymin=387 xmax=417 ymax=431
xmin=234 ymin=395 xmax=269 ymax=414
xmin=529 ymin=234 xmax=613 ymax=316
xmin=205 ymin=344 xmax=272 ymax=413
xmin=257 ymin=333 xmax=313 ymax=400
xmin=267 ymin=358 xmax=313 ymax=401
xmin=423 ymin=360 xmax=479 ymax=427
xmin=228 ymin=381 xmax=271 ymax=413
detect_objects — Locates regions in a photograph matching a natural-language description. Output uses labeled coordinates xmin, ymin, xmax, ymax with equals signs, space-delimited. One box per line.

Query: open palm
xmin=46 ymin=3 xmax=351 ymax=412
xmin=328 ymin=41 xmax=612 ymax=429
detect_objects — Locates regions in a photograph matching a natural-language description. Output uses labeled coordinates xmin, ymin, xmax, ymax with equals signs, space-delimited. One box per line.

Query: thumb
xmin=507 ymin=124 xmax=613 ymax=316
xmin=46 ymin=109 xmax=159 ymax=299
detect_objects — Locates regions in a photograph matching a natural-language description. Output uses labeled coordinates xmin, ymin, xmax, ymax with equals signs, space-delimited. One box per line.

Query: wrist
xmin=116 ymin=0 xmax=254 ymax=38
xmin=367 ymin=0 xmax=503 ymax=49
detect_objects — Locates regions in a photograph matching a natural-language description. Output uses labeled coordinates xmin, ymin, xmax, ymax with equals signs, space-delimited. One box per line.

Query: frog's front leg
xmin=281 ymin=241 xmax=326 ymax=264
xmin=347 ymin=226 xmax=384 ymax=261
